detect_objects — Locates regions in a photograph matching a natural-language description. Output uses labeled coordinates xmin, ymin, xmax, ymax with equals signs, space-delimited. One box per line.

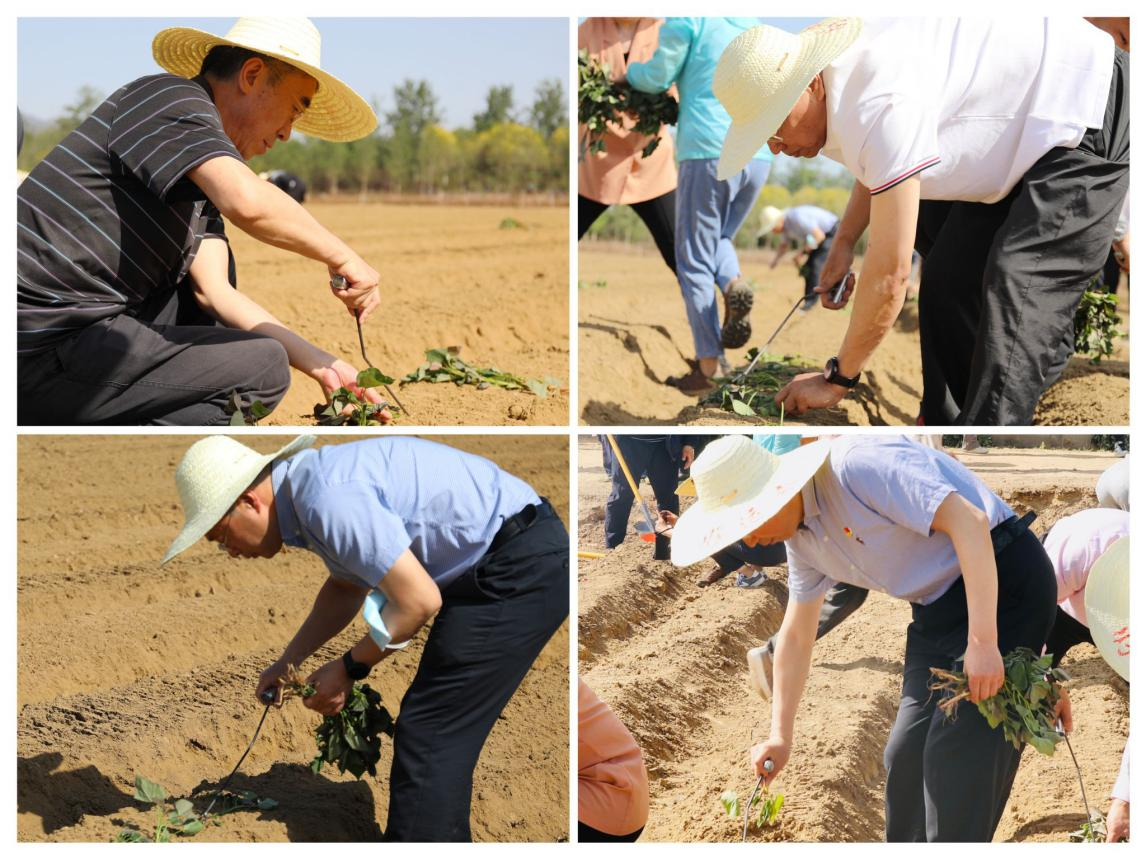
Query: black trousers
xmin=17 ymin=255 xmax=290 ymax=426
xmin=915 ymin=48 xmax=1129 ymax=425
xmin=578 ymin=191 xmax=677 ymax=274
xmin=578 ymin=822 xmax=644 ymax=842
xmin=602 ymin=437 xmax=681 ymax=549
xmin=384 ymin=504 xmax=569 ymax=842
xmin=800 ymin=226 xmax=837 ymax=298
xmin=711 ymin=540 xmax=787 ymax=577
xmin=884 ymin=529 xmax=1057 ymax=842
xmin=1045 ymin=606 xmax=1095 ymax=669
xmin=766 ymin=582 xmax=869 ymax=655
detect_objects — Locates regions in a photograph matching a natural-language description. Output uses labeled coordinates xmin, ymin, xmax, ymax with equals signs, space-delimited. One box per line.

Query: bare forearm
xmin=770 ymin=622 xmax=816 ymax=742
xmin=232 ymin=182 xmax=350 ymax=264
xmin=837 ymin=182 xmax=871 ymax=246
xmin=280 ymin=577 xmax=368 ymax=667
xmin=836 ymin=261 xmax=908 ymax=377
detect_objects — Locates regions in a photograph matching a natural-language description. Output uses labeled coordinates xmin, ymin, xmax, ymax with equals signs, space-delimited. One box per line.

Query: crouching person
xmin=162 ymin=435 xmax=570 ymax=841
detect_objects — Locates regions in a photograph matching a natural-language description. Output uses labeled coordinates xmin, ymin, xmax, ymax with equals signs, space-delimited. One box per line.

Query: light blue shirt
xmin=786 ymin=436 xmax=1014 ymax=605
xmin=753 ymin=433 xmax=802 ymax=456
xmin=271 ymin=438 xmax=541 ymax=590
xmin=627 ymin=17 xmax=773 ymax=164
xmin=781 ymin=205 xmax=839 ymax=243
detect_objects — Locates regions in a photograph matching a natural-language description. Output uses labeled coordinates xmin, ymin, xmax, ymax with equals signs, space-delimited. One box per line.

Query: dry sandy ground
xmin=230 ymin=202 xmax=569 ymax=426
xmin=577 ymin=438 xmax=1128 ymax=842
xmin=578 ymin=244 xmax=1130 ymax=426
xmin=17 ymin=435 xmax=569 ymax=842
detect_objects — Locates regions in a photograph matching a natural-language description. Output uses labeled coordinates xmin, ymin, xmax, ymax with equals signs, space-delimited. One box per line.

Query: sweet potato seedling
xmin=1074 ymin=287 xmax=1122 ymax=364
xmin=402 ymin=348 xmax=557 ymax=398
xmin=720 ymin=784 xmax=784 ymax=839
xmin=114 ymin=776 xmax=277 ymax=842
xmin=313 ymin=368 xmax=398 ymax=426
xmin=704 ymin=350 xmax=805 ymax=421
xmin=578 ymin=50 xmax=678 ymax=159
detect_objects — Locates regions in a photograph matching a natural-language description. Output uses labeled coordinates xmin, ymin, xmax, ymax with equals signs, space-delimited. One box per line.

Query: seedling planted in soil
xmin=402 ymin=348 xmax=557 ymax=398
xmin=114 ymin=775 xmax=277 ymax=842
xmin=704 ymin=350 xmax=805 ymax=421
xmin=225 ymin=391 xmax=271 ymax=426
xmin=313 ymin=368 xmax=399 ymax=426
xmin=721 ymin=782 xmax=784 ymax=841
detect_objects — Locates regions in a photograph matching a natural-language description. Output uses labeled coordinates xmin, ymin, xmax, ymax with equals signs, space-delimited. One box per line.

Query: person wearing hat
xmin=626 ymin=17 xmax=773 ymax=395
xmin=713 ymin=18 xmax=1128 ymax=425
xmin=162 ymin=435 xmax=569 ymax=841
xmin=671 ymin=435 xmax=1066 ymax=841
xmin=600 ymin=434 xmax=695 ymax=550
xmin=578 ymin=18 xmax=679 ymax=277
xmin=760 ymin=204 xmax=841 ymax=311
xmin=1096 ymin=453 xmax=1130 ymax=512
xmin=17 ymin=17 xmax=386 ymax=425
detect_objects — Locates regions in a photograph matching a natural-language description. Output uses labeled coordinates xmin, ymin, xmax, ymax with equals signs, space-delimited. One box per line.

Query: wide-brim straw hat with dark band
xmin=153 ymin=17 xmax=377 ymax=142
xmin=714 ymin=17 xmax=862 ymax=180
xmin=1084 ymin=536 xmax=1129 ymax=681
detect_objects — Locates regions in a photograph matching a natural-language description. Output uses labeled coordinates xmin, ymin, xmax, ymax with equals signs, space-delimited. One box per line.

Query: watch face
xmin=824 ymin=358 xmax=835 ymax=381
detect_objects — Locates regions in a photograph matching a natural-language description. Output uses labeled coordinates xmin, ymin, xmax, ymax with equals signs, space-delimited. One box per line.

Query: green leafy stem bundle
xmin=402 ymin=348 xmax=557 ymax=398
xmin=1073 ymin=287 xmax=1123 ymax=364
xmin=703 ymin=349 xmax=806 ymax=421
xmin=578 ymin=49 xmax=679 ymax=159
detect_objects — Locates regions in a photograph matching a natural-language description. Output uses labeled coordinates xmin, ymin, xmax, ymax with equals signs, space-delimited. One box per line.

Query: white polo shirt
xmin=820 ymin=18 xmax=1115 ymax=203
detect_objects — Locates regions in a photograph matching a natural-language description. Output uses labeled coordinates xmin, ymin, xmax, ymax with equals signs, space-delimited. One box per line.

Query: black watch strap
xmin=342 ymin=648 xmax=371 ymax=680
xmin=825 ymin=356 xmax=860 ymax=389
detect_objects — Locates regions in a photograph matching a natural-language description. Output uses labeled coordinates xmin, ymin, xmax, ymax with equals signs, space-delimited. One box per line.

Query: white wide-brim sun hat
xmin=714 ymin=17 xmax=863 ymax=181
xmin=161 ymin=434 xmax=315 ymax=566
xmin=1084 ymin=536 xmax=1129 ymax=681
xmin=153 ymin=17 xmax=377 ymax=143
xmin=671 ymin=436 xmax=830 ymax=567
xmin=757 ymin=205 xmax=785 ymax=237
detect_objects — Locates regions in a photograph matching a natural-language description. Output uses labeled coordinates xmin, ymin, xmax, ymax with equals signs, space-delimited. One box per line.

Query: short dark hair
xmin=199 ymin=45 xmax=295 ymax=86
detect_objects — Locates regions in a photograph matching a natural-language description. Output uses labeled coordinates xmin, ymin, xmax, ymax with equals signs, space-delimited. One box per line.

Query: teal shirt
xmin=627 ymin=17 xmax=773 ymax=164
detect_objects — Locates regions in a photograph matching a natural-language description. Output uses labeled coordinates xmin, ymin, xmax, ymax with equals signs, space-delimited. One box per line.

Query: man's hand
xmin=1052 ymin=686 xmax=1073 ymax=734
xmin=963 ymin=638 xmax=1005 ymax=703
xmin=816 ymin=240 xmax=855 ymax=309
xmin=313 ymin=361 xmax=392 ymax=422
xmin=750 ymin=737 xmax=790 ymax=787
xmin=304 ymin=658 xmax=354 ymax=716
xmin=1106 ymin=798 xmax=1129 ymax=842
xmin=681 ymin=445 xmax=695 ymax=469
xmin=1113 ymin=234 xmax=1129 ymax=274
xmin=775 ymin=372 xmax=847 ymax=415
xmin=330 ymin=255 xmax=381 ymax=323
xmin=256 ymin=659 xmax=290 ymax=706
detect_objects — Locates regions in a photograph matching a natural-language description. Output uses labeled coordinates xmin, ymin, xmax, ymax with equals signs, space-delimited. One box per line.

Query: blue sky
xmin=17 ymin=18 xmax=569 ymax=128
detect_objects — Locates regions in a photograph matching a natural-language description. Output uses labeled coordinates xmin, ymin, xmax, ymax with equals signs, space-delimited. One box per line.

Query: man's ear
xmin=237 ymin=57 xmax=265 ymax=95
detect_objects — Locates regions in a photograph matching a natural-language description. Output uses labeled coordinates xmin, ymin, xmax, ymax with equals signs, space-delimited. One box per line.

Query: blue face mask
xmin=363 ymin=591 xmax=411 ymax=650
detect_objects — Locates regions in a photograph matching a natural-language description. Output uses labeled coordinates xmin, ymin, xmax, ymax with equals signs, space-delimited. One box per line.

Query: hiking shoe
xmin=721 ymin=278 xmax=754 ymax=349
xmin=799 ymin=293 xmax=818 ymax=313
xmin=747 ymin=645 xmax=774 ymax=700
xmin=736 ymin=571 xmax=765 ymax=588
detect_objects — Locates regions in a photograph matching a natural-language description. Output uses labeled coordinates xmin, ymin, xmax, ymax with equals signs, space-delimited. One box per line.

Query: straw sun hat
xmin=152 ymin=17 xmax=377 ymax=142
xmin=714 ymin=17 xmax=862 ymax=181
xmin=1084 ymin=536 xmax=1129 ymax=681
xmin=757 ymin=205 xmax=785 ymax=237
xmin=161 ymin=435 xmax=315 ymax=565
xmin=670 ymin=436 xmax=830 ymax=567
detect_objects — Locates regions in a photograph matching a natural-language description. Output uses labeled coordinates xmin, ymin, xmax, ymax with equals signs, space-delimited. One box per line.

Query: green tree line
xmin=19 ymin=78 xmax=568 ymax=195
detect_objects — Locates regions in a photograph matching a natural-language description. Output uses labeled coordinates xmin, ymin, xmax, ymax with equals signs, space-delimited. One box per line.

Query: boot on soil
xmin=721 ymin=277 xmax=754 ymax=349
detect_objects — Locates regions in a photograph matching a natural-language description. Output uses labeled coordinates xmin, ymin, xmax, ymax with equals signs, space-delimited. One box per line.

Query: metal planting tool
xmin=330 ymin=274 xmax=409 ymax=415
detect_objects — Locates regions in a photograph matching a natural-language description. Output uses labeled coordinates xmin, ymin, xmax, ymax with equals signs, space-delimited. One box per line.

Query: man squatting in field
xmin=17 ymin=17 xmax=388 ymax=425
xmin=713 ymin=17 xmax=1128 ymax=425
xmin=670 ymin=436 xmax=1072 ymax=841
xmin=162 ymin=435 xmax=569 ymax=841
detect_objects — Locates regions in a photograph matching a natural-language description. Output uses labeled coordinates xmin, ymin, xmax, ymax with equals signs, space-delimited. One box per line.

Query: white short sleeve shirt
xmin=820 ymin=18 xmax=1115 ymax=203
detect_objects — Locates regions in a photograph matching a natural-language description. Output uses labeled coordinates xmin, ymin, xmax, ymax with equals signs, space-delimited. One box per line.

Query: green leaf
xmin=248 ymin=400 xmax=271 ymax=421
xmin=178 ymin=819 xmax=205 ymax=836
xmin=133 ymin=775 xmax=167 ymax=805
xmin=526 ymin=378 xmax=550 ymax=398
xmin=357 ymin=367 xmax=395 ymax=388
xmin=719 ymin=789 xmax=740 ymax=818
xmin=115 ymin=829 xmax=147 ymax=842
xmin=173 ymin=798 xmax=195 ymax=819
xmin=229 ymin=410 xmax=246 ymax=426
xmin=730 ymin=399 xmax=756 ymax=417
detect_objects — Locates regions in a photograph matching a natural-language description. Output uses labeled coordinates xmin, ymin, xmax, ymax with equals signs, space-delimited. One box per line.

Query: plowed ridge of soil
xmin=231 ymin=202 xmax=569 ymax=426
xmin=578 ymin=244 xmax=1129 ymax=426
xmin=577 ymin=442 xmax=1128 ymax=841
xmin=18 ymin=436 xmax=569 ymax=842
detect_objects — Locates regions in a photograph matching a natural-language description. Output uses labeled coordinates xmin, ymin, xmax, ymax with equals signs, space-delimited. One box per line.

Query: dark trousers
xmin=384 ymin=505 xmax=569 ymax=842
xmin=915 ymin=49 xmax=1129 ymax=425
xmin=766 ymin=582 xmax=869 ymax=655
xmin=602 ymin=437 xmax=681 ymax=549
xmin=1045 ymin=606 xmax=1095 ymax=669
xmin=578 ymin=191 xmax=677 ymax=274
xmin=800 ymin=227 xmax=836 ymax=298
xmin=17 ymin=261 xmax=290 ymax=426
xmin=578 ymin=822 xmax=644 ymax=842
xmin=884 ymin=529 xmax=1057 ymax=842
xmin=711 ymin=540 xmax=787 ymax=577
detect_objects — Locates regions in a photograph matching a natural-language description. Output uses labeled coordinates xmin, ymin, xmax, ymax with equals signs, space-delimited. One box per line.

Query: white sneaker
xmin=736 ymin=571 xmax=765 ymax=588
xmin=747 ymin=645 xmax=774 ymax=700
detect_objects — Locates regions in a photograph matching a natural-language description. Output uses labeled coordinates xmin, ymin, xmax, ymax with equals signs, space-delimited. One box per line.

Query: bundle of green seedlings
xmin=1074 ymin=286 xmax=1122 ymax=364
xmin=720 ymin=784 xmax=784 ymax=838
xmin=114 ymin=775 xmax=277 ymax=842
xmin=402 ymin=348 xmax=556 ymax=398
xmin=929 ymin=646 xmax=1069 ymax=756
xmin=578 ymin=50 xmax=678 ymax=159
xmin=313 ymin=368 xmax=399 ymax=426
xmin=703 ymin=349 xmax=805 ymax=420
xmin=280 ymin=666 xmax=396 ymax=779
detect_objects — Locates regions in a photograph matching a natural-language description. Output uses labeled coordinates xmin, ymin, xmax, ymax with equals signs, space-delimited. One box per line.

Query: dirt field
xmin=577 ymin=439 xmax=1128 ymax=842
xmin=17 ymin=435 xmax=569 ymax=842
xmin=230 ymin=201 xmax=569 ymax=426
xmin=578 ymin=244 xmax=1130 ymax=426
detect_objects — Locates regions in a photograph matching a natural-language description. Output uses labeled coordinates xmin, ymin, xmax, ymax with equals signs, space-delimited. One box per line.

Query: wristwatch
xmin=342 ymin=648 xmax=371 ymax=680
xmin=823 ymin=356 xmax=860 ymax=389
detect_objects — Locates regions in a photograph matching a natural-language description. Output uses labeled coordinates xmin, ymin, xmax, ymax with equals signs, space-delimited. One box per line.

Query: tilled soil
xmin=17 ymin=435 xmax=570 ymax=842
xmin=577 ymin=441 xmax=1128 ymax=842
xmin=231 ymin=201 xmax=569 ymax=426
xmin=578 ymin=244 xmax=1129 ymax=426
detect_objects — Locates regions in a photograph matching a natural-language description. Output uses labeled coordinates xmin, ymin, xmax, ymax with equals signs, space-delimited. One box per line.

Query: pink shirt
xmin=578 ymin=18 xmax=678 ymax=206
xmin=578 ymin=680 xmax=649 ymax=836
xmin=1042 ymin=507 xmax=1129 ymax=625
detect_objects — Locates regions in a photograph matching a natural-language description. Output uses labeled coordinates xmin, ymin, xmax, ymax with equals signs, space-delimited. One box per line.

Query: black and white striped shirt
xmin=17 ymin=74 xmax=242 ymax=354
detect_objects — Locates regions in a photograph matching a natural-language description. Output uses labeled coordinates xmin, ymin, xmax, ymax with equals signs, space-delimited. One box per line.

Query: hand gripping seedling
xmin=199 ymin=689 xmax=277 ymax=819
xmin=330 ymin=274 xmax=410 ymax=416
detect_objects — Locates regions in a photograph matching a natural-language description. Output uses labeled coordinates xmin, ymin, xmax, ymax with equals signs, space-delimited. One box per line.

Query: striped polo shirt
xmin=17 ymin=74 xmax=242 ymax=355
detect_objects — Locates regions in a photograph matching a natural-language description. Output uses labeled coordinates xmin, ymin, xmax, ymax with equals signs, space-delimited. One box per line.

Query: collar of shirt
xmin=271 ymin=455 xmax=308 ymax=549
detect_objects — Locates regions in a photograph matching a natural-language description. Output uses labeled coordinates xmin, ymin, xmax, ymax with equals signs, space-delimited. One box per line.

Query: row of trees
xmin=19 ymin=78 xmax=569 ymax=195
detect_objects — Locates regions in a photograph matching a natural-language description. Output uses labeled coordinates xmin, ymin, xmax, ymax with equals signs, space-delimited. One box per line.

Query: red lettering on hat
xmin=1113 ymin=626 xmax=1129 ymax=656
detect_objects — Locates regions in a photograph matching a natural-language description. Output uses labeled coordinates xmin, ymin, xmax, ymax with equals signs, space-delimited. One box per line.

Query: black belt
xmin=989 ymin=511 xmax=1036 ymax=556
xmin=489 ymin=498 xmax=553 ymax=554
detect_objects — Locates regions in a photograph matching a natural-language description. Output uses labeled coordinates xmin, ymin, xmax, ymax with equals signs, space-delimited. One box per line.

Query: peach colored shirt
xmin=578 ymin=679 xmax=649 ymax=836
xmin=578 ymin=18 xmax=678 ymax=206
